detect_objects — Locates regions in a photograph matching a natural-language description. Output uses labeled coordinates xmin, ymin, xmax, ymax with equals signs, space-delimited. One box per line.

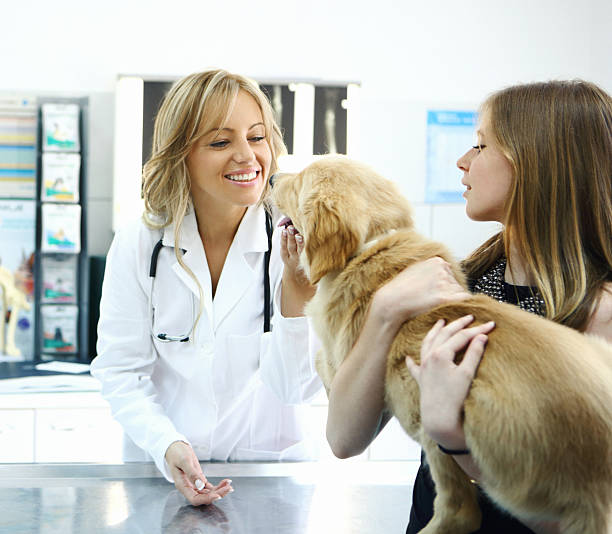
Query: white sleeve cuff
xmin=153 ymin=434 xmax=192 ymax=483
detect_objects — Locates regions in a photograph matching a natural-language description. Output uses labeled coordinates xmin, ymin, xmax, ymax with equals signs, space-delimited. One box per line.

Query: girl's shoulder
xmin=586 ymin=282 xmax=612 ymax=342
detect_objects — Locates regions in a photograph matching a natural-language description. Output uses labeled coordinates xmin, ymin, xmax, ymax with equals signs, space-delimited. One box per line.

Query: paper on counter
xmin=35 ymin=361 xmax=89 ymax=374
xmin=0 ymin=374 xmax=100 ymax=394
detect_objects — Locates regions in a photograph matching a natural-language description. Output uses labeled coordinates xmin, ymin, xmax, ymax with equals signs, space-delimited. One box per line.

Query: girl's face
xmin=457 ymin=112 xmax=514 ymax=223
xmin=186 ymin=90 xmax=272 ymax=215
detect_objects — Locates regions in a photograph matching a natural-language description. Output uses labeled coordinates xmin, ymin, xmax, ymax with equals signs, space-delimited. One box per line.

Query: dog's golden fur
xmin=271 ymin=155 xmax=612 ymax=534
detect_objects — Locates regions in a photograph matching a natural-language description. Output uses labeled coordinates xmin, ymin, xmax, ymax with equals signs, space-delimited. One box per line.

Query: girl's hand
xmin=373 ymin=257 xmax=471 ymax=331
xmin=165 ymin=441 xmax=233 ymax=506
xmin=408 ymin=317 xmax=562 ymax=534
xmin=405 ymin=315 xmax=495 ymax=450
xmin=324 ymin=259 xmax=468 ymax=459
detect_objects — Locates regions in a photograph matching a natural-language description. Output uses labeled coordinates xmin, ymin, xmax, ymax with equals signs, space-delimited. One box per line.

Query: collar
xmin=357 ymin=229 xmax=397 ymax=256
xmin=161 ymin=204 xmax=270 ymax=254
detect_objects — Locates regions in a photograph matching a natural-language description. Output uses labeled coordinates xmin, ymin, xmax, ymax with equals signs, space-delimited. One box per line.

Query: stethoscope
xmin=148 ymin=211 xmax=273 ymax=342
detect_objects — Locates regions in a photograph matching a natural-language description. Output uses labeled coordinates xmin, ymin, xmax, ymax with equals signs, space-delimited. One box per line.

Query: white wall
xmin=2 ymin=0 xmax=611 ymax=257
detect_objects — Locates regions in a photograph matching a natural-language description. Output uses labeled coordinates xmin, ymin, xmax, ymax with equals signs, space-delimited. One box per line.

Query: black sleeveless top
xmin=406 ymin=257 xmax=545 ymax=534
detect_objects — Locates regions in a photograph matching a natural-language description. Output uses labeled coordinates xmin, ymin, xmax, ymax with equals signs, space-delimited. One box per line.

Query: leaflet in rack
xmin=41 ymin=254 xmax=78 ymax=303
xmin=41 ymin=304 xmax=78 ymax=354
xmin=41 ymin=203 xmax=81 ymax=254
xmin=41 ymin=103 xmax=80 ymax=153
xmin=41 ymin=152 xmax=80 ymax=203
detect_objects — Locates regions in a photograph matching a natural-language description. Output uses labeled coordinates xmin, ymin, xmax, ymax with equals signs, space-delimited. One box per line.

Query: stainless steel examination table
xmin=0 ymin=461 xmax=415 ymax=533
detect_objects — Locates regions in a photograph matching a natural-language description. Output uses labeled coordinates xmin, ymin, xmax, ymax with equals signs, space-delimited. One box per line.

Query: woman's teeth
xmin=226 ymin=171 xmax=258 ymax=182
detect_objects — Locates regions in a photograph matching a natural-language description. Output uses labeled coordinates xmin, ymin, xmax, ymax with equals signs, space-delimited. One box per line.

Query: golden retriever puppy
xmin=271 ymin=155 xmax=612 ymax=534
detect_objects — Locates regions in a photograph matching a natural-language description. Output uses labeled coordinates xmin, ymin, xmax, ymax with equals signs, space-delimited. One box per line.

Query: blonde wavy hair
xmin=141 ymin=69 xmax=286 ymax=332
xmin=463 ymin=80 xmax=612 ymax=330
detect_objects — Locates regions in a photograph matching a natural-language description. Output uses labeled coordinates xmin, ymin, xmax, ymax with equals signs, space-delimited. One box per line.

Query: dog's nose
xmin=269 ymin=173 xmax=278 ymax=188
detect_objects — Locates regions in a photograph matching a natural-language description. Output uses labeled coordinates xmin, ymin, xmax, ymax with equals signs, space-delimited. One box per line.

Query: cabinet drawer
xmin=0 ymin=409 xmax=35 ymax=462
xmin=35 ymin=408 xmax=123 ymax=462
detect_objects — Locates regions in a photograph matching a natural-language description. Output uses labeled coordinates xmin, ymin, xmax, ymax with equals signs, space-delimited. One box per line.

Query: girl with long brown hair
xmin=326 ymin=80 xmax=612 ymax=533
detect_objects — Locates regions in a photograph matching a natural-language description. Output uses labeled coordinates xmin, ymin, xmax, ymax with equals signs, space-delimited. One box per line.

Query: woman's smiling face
xmin=186 ymin=90 xmax=272 ymax=214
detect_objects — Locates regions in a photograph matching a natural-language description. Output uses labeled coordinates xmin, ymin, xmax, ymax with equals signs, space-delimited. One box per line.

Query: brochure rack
xmin=34 ymin=97 xmax=89 ymax=363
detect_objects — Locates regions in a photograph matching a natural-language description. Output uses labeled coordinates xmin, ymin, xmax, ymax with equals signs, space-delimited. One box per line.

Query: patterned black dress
xmin=406 ymin=257 xmax=545 ymax=534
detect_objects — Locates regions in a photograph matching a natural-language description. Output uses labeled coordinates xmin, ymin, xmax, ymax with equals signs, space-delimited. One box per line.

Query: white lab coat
xmin=91 ymin=205 xmax=322 ymax=481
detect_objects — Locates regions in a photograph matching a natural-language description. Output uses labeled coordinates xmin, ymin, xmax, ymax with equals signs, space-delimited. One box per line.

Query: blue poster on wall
xmin=425 ymin=110 xmax=477 ymax=203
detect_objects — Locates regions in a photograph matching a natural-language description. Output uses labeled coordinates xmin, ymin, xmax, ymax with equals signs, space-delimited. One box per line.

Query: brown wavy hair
xmin=463 ymin=80 xmax=612 ymax=330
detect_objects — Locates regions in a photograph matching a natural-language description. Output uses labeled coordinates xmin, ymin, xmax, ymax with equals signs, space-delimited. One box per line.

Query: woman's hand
xmin=405 ymin=315 xmax=495 ymax=450
xmin=279 ymin=224 xmax=309 ymax=285
xmin=280 ymin=224 xmax=315 ymax=317
xmin=165 ymin=441 xmax=233 ymax=506
xmin=373 ymin=257 xmax=471 ymax=331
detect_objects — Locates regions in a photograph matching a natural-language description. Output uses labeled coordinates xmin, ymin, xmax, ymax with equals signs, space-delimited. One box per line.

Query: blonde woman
xmin=325 ymin=80 xmax=612 ymax=533
xmin=92 ymin=70 xmax=321 ymax=505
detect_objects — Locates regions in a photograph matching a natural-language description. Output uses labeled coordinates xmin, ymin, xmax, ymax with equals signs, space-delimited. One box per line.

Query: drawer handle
xmin=50 ymin=424 xmax=77 ymax=431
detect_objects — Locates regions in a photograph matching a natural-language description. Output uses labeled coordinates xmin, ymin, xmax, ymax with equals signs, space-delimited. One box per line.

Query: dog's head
xmin=270 ymin=155 xmax=413 ymax=284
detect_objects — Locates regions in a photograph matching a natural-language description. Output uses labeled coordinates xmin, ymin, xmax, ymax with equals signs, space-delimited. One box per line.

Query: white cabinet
xmin=0 ymin=386 xmax=422 ymax=465
xmin=35 ymin=407 xmax=123 ymax=462
xmin=0 ymin=391 xmax=123 ymax=463
xmin=0 ymin=409 xmax=35 ymax=462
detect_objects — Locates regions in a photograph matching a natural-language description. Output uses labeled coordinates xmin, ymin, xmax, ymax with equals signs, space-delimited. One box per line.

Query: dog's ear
xmin=303 ymin=196 xmax=362 ymax=284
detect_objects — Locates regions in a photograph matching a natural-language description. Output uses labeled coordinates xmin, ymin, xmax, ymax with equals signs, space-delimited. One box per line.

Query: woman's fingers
xmin=167 ymin=441 xmax=207 ymax=491
xmin=438 ymin=314 xmax=475 ymax=339
xmin=186 ymin=489 xmax=223 ymax=506
xmin=165 ymin=441 xmax=235 ymax=506
xmin=439 ymin=320 xmax=495 ymax=356
xmin=418 ymin=315 xmax=474 ymax=362
xmin=409 ymin=317 xmax=480 ymax=377
xmin=424 ymin=315 xmax=494 ymax=355
xmin=213 ymin=482 xmax=234 ymax=498
xmin=295 ymin=233 xmax=304 ymax=253
xmin=416 ymin=315 xmax=495 ymax=370
xmin=461 ymin=334 xmax=488 ymax=377
xmin=279 ymin=226 xmax=288 ymax=262
xmin=176 ymin=474 xmax=234 ymax=506
xmin=405 ymin=354 xmax=420 ymax=380
xmin=421 ymin=319 xmax=446 ymax=351
xmin=284 ymin=226 xmax=298 ymax=255
xmin=171 ymin=466 xmax=203 ymax=504
xmin=280 ymin=225 xmax=304 ymax=270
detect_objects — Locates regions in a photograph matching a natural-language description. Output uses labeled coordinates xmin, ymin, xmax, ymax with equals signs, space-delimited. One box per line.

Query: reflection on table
xmin=0 ymin=461 xmax=415 ymax=533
